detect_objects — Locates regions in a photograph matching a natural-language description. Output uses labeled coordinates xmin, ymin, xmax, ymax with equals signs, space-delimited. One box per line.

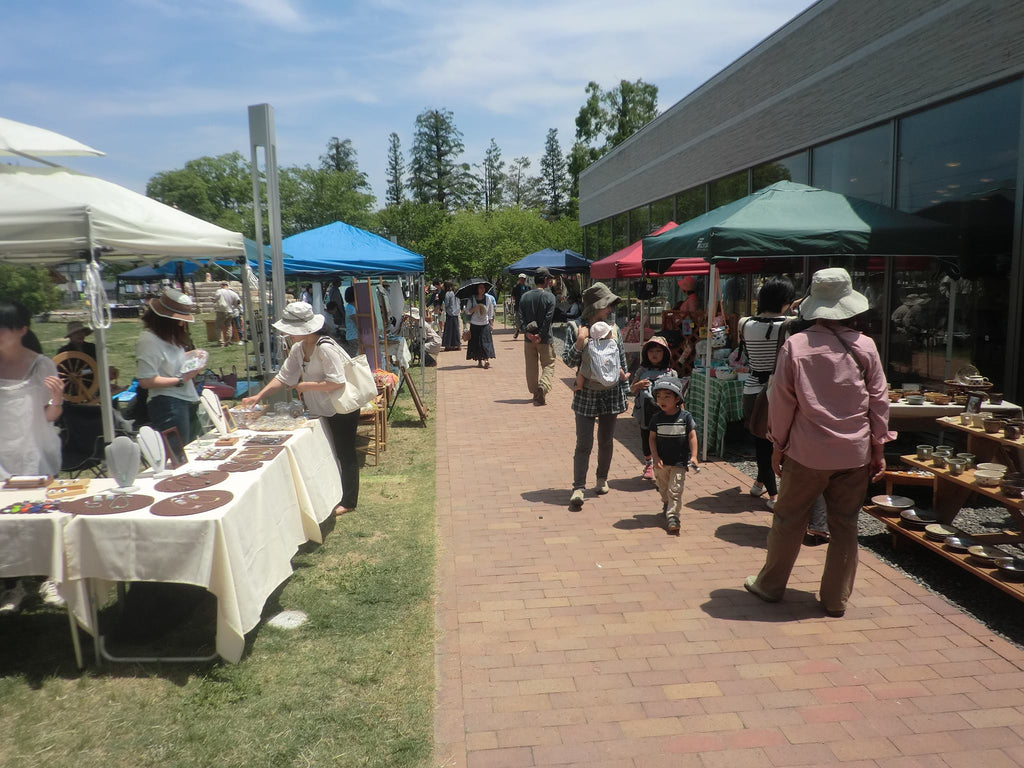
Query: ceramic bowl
xmin=976 ymin=463 xmax=1007 ymax=474
xmin=995 ymin=558 xmax=1024 ymax=580
xmin=959 ymin=412 xmax=973 ymax=425
xmin=871 ymin=494 xmax=914 ymax=513
xmin=916 ymin=445 xmax=934 ymax=460
xmin=974 ymin=470 xmax=1005 ymax=487
xmin=946 ymin=458 xmax=966 ymax=476
xmin=931 ymin=454 xmax=949 ymax=470
xmin=925 ymin=392 xmax=952 ymax=405
xmin=968 ymin=544 xmax=1011 ymax=565
xmin=989 ymin=393 xmax=1004 ymax=405
xmin=956 ymin=453 xmax=976 ymax=468
xmin=943 ymin=534 xmax=978 ymax=552
xmin=984 ymin=418 xmax=1007 ymax=434
xmin=904 ymin=394 xmax=926 ymax=405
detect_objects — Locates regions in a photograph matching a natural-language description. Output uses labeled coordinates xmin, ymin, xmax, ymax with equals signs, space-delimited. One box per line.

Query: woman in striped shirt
xmin=740 ymin=277 xmax=796 ymax=510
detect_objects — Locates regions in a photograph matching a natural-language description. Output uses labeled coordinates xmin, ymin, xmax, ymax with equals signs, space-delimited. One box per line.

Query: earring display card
xmin=196 ymin=448 xmax=237 ymax=462
xmin=62 ymin=494 xmax=155 ymax=515
xmin=245 ymin=435 xmax=290 ymax=446
xmin=217 ymin=460 xmax=261 ymax=473
xmin=150 ymin=490 xmax=234 ymax=517
xmin=233 ymin=446 xmax=284 ymax=462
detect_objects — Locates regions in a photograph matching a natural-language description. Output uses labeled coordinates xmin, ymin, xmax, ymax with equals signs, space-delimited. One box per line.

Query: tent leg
xmin=701 ymin=264 xmax=715 ymax=463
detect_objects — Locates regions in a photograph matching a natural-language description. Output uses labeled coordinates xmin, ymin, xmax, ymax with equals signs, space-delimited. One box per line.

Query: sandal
xmin=484 ymin=361 xmax=490 ymax=369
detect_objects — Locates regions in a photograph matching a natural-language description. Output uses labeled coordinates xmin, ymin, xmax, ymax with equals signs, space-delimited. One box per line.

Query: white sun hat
xmin=272 ymin=301 xmax=325 ymax=335
xmin=799 ymin=268 xmax=869 ymax=321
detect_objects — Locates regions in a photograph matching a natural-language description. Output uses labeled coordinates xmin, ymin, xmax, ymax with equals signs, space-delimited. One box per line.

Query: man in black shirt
xmin=510 ymin=273 xmax=530 ymax=339
xmin=518 ymin=268 xmax=556 ymax=405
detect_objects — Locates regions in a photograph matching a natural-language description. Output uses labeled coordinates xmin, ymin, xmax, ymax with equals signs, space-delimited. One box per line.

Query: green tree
xmin=475 ymin=138 xmax=506 ymax=213
xmin=385 ymin=132 xmax=405 ymax=207
xmin=408 ymin=107 xmax=467 ymax=210
xmin=507 ymin=156 xmax=541 ymax=209
xmin=147 ymin=151 xmax=253 ymax=235
xmin=375 ymin=200 xmax=449 ymax=261
xmin=278 ymin=165 xmax=375 ymax=236
xmin=0 ymin=265 xmax=59 ymax=314
xmin=539 ymin=128 xmax=570 ymax=219
xmin=320 ymin=137 xmax=370 ymax=191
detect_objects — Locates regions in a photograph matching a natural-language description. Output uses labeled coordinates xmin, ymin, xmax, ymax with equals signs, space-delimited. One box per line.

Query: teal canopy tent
xmin=642 ymin=181 xmax=960 ymax=273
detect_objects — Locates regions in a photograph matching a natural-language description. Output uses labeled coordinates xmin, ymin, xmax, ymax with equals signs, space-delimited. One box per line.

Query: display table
xmin=687 ymin=370 xmax=745 ymax=456
xmin=0 ymin=420 xmax=342 ymax=665
xmin=889 ymin=398 xmax=1022 ymax=431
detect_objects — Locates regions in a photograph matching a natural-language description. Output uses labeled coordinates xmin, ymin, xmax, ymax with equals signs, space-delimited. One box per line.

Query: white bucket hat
xmin=589 ymin=321 xmax=613 ymax=340
xmin=799 ymin=268 xmax=869 ymax=321
xmin=272 ymin=301 xmax=325 ymax=336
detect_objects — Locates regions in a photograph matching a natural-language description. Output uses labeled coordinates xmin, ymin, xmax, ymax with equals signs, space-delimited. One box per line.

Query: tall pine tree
xmin=475 ymin=138 xmax=506 ymax=212
xmin=539 ymin=128 xmax=569 ymax=220
xmin=409 ymin=107 xmax=466 ymax=210
xmin=385 ymin=132 xmax=405 ymax=207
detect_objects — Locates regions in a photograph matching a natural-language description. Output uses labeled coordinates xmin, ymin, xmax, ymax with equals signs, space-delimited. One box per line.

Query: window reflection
xmin=753 ymin=151 xmax=809 ymax=191
xmin=675 ymin=186 xmax=705 ymax=223
xmin=709 ymin=170 xmax=748 ymax=209
xmin=612 ymin=212 xmax=629 ymax=252
xmin=650 ymin=196 xmax=674 ymax=229
xmin=812 ymin=124 xmax=892 ymax=205
xmin=629 ymin=205 xmax=650 ymax=242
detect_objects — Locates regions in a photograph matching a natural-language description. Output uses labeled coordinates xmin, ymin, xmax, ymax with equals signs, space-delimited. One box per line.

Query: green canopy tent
xmin=641 ymin=181 xmax=961 ymax=460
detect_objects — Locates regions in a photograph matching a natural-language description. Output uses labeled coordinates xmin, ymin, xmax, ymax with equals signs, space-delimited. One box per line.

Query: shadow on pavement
xmin=521 ymin=487 xmax=573 ymax=507
xmin=612 ymin=512 xmax=670 ymax=532
xmin=700 ymin=588 xmax=824 ymax=622
xmin=715 ymin=521 xmax=770 ymax=549
xmin=493 ymin=398 xmax=535 ymax=405
xmin=608 ymin=476 xmax=650 ymax=493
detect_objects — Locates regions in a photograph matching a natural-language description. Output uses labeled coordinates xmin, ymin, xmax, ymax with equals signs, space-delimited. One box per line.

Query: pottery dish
xmin=871 ymin=495 xmax=914 ymax=513
xmin=967 ymin=544 xmax=1011 ymax=566
xmin=974 ymin=470 xmax=1005 ymax=487
xmin=995 ymin=558 xmax=1024 ymax=580
xmin=924 ymin=523 xmax=960 ymax=541
xmin=976 ymin=463 xmax=1007 ymax=474
xmin=900 ymin=508 xmax=937 ymax=527
xmin=943 ymin=535 xmax=978 ymax=552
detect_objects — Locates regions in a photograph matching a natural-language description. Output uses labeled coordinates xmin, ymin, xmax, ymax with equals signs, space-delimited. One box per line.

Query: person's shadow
xmin=521 ymin=488 xmax=573 ymax=507
xmin=612 ymin=511 xmax=669 ymax=532
xmin=701 ymin=587 xmax=823 ymax=622
xmin=687 ymin=489 xmax=766 ymax=515
xmin=715 ymin=521 xmax=769 ymax=549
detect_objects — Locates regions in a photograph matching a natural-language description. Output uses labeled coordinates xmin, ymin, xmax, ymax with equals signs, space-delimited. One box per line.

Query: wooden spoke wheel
xmin=52 ymin=351 xmax=99 ymax=404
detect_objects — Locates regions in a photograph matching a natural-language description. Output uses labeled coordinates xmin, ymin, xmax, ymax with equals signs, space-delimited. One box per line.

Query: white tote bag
xmin=317 ymin=338 xmax=379 ymax=414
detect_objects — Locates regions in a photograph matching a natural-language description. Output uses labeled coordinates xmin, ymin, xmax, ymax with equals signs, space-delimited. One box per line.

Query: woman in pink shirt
xmin=744 ymin=268 xmax=895 ymax=617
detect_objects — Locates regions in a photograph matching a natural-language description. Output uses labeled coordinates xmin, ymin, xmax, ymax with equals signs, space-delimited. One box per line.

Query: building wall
xmin=579 ymin=0 xmax=1024 ymax=225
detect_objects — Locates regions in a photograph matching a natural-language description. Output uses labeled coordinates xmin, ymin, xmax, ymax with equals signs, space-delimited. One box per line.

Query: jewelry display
xmin=154 ymin=469 xmax=230 ymax=493
xmin=62 ymin=494 xmax=155 ymax=515
xmin=150 ymin=490 xmax=234 ymax=516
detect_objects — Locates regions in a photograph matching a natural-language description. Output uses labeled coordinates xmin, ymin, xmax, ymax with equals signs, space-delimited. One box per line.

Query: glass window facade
xmin=753 ymin=151 xmax=809 ymax=191
xmin=675 ymin=186 xmax=706 ymax=224
xmin=709 ymin=170 xmax=748 ymax=209
xmin=583 ymin=224 xmax=597 ymax=260
xmin=611 ymin=212 xmax=629 ymax=253
xmin=812 ymin=124 xmax=893 ymax=205
xmin=650 ymin=196 xmax=674 ymax=229
xmin=628 ymin=205 xmax=650 ymax=242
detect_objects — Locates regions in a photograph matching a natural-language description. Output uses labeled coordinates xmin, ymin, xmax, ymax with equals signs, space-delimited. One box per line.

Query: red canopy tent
xmin=590 ymin=222 xmax=767 ymax=279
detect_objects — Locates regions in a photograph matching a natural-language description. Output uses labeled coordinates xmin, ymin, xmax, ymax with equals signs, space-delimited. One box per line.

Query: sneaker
xmin=595 ymin=479 xmax=610 ymax=495
xmin=667 ymin=515 xmax=680 ymax=534
xmin=743 ymin=575 xmax=780 ymax=603
xmin=39 ymin=580 xmax=65 ymax=607
xmin=642 ymin=462 xmax=654 ymax=481
xmin=0 ymin=581 xmax=27 ymax=615
xmin=765 ymin=498 xmax=776 ymax=512
xmin=749 ymin=481 xmax=766 ymax=497
xmin=569 ymin=488 xmax=585 ymax=506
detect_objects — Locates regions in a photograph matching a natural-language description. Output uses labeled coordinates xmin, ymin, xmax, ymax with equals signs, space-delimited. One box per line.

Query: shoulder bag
xmin=316 ymin=337 xmax=378 ymax=414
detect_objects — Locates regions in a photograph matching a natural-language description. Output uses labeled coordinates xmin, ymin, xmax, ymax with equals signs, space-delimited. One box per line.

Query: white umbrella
xmin=0 ymin=115 xmax=105 ymax=165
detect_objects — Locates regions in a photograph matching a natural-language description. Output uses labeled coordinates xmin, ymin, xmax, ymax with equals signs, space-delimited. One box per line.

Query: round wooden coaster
xmin=150 ymin=490 xmax=234 ymax=517
xmin=62 ymin=494 xmax=156 ymax=515
xmin=154 ymin=469 xmax=230 ymax=493
xmin=217 ymin=461 xmax=261 ymax=473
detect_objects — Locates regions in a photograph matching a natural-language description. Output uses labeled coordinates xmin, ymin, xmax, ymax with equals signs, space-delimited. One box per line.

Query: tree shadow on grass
xmin=700 ymin=587 xmax=824 ymax=623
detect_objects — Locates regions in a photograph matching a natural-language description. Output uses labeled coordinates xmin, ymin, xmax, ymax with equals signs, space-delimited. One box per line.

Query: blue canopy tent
xmin=504 ymin=248 xmax=591 ymax=275
xmin=280 ymin=221 xmax=424 ymax=275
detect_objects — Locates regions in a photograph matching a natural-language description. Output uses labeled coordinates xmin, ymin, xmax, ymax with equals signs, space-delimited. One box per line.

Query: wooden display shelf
xmin=862 ymin=504 xmax=1024 ymax=602
xmin=935 ymin=416 xmax=1024 ymax=454
xmin=900 ymin=454 xmax=1024 ymax=514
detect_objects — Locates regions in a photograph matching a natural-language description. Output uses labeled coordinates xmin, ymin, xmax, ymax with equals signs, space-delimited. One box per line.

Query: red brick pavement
xmin=434 ymin=327 xmax=1024 ymax=768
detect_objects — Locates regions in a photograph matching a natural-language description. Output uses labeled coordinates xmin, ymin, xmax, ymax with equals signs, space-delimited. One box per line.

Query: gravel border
xmin=730 ymin=456 xmax=1024 ymax=650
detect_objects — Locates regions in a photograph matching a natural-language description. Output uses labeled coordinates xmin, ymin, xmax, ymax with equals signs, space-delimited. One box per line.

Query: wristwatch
xmin=174 ymin=377 xmax=184 ymax=387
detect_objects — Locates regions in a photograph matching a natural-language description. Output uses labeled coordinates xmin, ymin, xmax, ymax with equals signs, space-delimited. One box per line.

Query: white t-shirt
xmin=215 ymin=287 xmax=241 ymax=316
xmin=136 ymin=329 xmax=198 ymax=402
xmin=275 ymin=336 xmax=348 ymax=418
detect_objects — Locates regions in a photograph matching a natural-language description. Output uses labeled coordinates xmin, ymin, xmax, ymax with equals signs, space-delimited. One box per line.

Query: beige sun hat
xmin=64 ymin=320 xmax=93 ymax=338
xmin=589 ymin=321 xmax=613 ymax=340
xmin=149 ymin=287 xmax=196 ymax=322
xmin=580 ymin=282 xmax=621 ymax=318
xmin=799 ymin=268 xmax=869 ymax=321
xmin=272 ymin=301 xmax=325 ymax=336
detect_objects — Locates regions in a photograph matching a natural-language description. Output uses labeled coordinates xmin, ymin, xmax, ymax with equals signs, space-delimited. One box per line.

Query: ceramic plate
xmin=871 ymin=494 xmax=914 ymax=513
xmin=943 ymin=535 xmax=977 ymax=552
xmin=994 ymin=558 xmax=1024 ymax=580
xmin=900 ymin=508 xmax=937 ymax=526
xmin=967 ymin=544 xmax=1011 ymax=565
xmin=924 ymin=523 xmax=960 ymax=541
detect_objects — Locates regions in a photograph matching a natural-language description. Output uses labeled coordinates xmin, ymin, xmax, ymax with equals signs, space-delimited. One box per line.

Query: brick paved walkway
xmin=434 ymin=327 xmax=1024 ymax=768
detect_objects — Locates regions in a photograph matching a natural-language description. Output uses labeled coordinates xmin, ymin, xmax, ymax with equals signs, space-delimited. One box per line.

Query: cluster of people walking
xmin=430 ymin=265 xmax=892 ymax=618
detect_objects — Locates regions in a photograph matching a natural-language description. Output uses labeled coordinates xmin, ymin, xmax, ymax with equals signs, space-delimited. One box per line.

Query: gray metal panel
xmin=580 ymin=0 xmax=1024 ymax=224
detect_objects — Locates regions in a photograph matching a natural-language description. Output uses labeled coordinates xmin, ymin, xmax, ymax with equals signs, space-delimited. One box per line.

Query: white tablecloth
xmin=0 ymin=422 xmax=342 ymax=663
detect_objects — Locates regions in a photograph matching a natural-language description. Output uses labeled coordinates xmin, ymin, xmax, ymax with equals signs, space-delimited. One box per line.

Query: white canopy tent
xmin=0 ymin=164 xmax=245 ymax=442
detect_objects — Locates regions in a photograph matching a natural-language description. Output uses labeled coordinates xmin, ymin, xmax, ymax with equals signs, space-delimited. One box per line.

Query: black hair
xmin=534 ymin=273 xmax=548 ymax=286
xmin=0 ymin=300 xmax=31 ymax=331
xmin=757 ymin=277 xmax=796 ymax=314
xmin=641 ymin=340 xmax=670 ymax=369
xmin=22 ymin=328 xmax=43 ymax=353
xmin=344 ymin=286 xmax=354 ymax=304
xmin=141 ymin=307 xmax=191 ymax=348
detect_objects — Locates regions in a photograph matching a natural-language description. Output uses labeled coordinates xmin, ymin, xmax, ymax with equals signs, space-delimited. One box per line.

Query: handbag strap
xmin=823 ymin=325 xmax=865 ymax=381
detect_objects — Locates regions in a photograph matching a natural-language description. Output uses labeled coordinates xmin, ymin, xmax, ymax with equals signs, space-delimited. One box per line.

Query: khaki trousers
xmin=752 ymin=456 xmax=871 ymax=612
xmin=524 ymin=341 xmax=556 ymax=395
xmin=654 ymin=465 xmax=687 ymax=517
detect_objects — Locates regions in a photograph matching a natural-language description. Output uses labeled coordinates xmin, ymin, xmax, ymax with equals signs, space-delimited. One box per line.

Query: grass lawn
xmin=2 ymin=319 xmax=438 ymax=768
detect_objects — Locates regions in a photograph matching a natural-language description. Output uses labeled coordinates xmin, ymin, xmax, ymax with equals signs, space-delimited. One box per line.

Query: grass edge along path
xmin=0 ymin=365 xmax=438 ymax=768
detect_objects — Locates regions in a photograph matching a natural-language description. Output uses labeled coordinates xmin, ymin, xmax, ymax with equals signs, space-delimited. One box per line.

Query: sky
xmin=2 ymin=0 xmax=817 ymax=209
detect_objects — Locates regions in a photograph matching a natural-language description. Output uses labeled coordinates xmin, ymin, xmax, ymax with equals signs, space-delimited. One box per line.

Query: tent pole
xmin=86 ymin=245 xmax=116 ymax=445
xmin=250 ymin=144 xmax=270 ymax=383
xmin=701 ymin=263 xmax=715 ymax=462
xmin=945 ymin=278 xmax=958 ymax=381
xmin=418 ymin=274 xmax=425 ymax=395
